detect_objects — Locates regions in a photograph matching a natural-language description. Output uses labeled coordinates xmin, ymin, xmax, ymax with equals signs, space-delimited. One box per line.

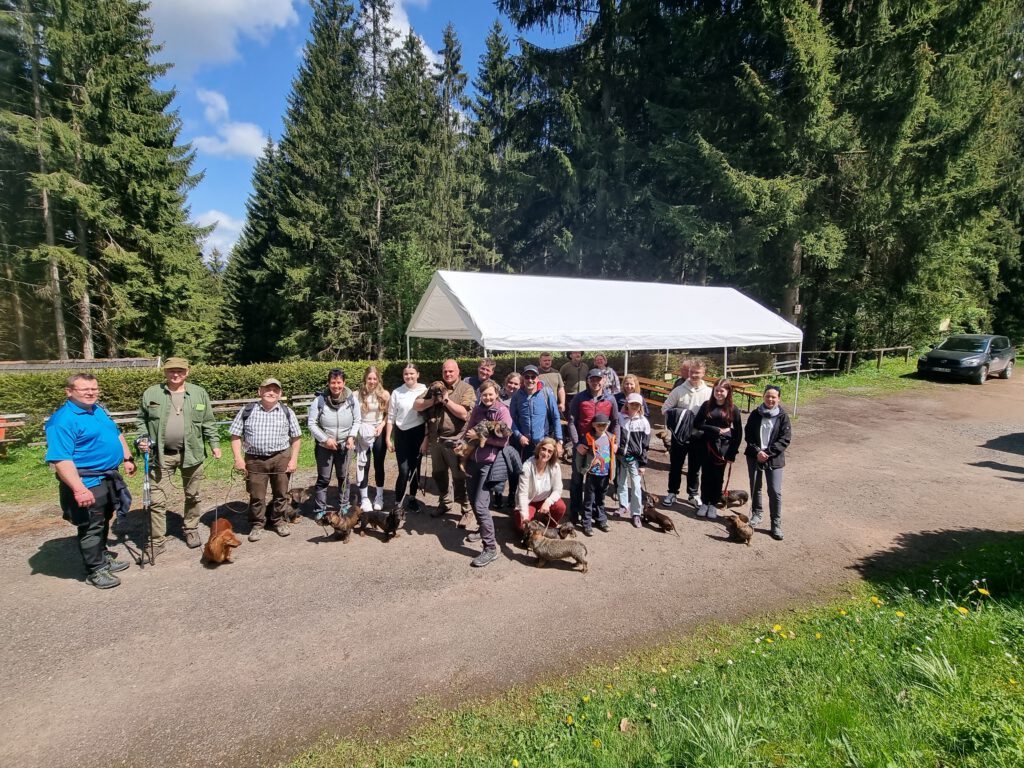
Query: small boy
xmin=582 ymin=412 xmax=616 ymax=536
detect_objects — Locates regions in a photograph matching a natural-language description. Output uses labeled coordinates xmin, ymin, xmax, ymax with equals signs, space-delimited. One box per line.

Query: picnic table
xmin=633 ymin=376 xmax=760 ymax=414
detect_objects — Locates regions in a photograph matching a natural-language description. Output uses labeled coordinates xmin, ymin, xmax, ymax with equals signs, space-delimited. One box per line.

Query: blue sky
xmin=145 ymin=1 xmax=575 ymax=259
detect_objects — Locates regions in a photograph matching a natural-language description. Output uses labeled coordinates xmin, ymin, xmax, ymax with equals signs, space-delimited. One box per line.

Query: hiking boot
xmin=465 ymin=531 xmax=482 ymax=543
xmin=87 ymin=567 xmax=121 ymax=589
xmin=632 ymin=516 xmax=643 ymax=529
xmin=184 ymin=528 xmax=202 ymax=549
xmin=662 ymin=493 xmax=677 ymax=507
xmin=749 ymin=510 xmax=764 ymax=526
xmin=457 ymin=508 xmax=475 ymax=529
xmin=770 ymin=522 xmax=784 ymax=541
xmin=597 ymin=522 xmax=610 ymax=533
xmin=248 ymin=527 xmax=263 ymax=542
xmin=582 ymin=526 xmax=594 ymax=537
xmin=471 ymin=547 xmax=498 ymax=568
xmin=273 ymin=522 xmax=291 ymax=537
xmin=105 ymin=552 xmax=130 ymax=573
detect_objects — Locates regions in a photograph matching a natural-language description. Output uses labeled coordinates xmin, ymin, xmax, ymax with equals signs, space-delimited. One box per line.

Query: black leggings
xmin=358 ymin=432 xmax=387 ymax=488
xmin=393 ymin=423 xmax=425 ymax=503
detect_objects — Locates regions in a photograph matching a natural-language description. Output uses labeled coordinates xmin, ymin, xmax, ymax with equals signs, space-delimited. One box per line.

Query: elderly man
xmin=660 ymin=358 xmax=712 ymax=508
xmin=45 ymin=373 xmax=137 ymax=589
xmin=536 ymin=352 xmax=566 ymax=413
xmin=229 ymin=378 xmax=302 ymax=541
xmin=567 ymin=368 xmax=619 ymax=524
xmin=421 ymin=359 xmax=476 ymax=523
xmin=136 ymin=356 xmax=221 ymax=554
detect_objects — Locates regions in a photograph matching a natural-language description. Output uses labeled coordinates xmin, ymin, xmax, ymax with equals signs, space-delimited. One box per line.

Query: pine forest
xmin=1 ymin=0 xmax=1022 ymax=364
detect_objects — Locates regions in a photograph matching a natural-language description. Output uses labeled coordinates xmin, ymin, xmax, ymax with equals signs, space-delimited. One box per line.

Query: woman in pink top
xmin=463 ymin=379 xmax=512 ymax=568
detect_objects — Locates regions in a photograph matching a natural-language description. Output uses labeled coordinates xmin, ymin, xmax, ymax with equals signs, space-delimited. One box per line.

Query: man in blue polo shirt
xmin=45 ymin=373 xmax=137 ymax=589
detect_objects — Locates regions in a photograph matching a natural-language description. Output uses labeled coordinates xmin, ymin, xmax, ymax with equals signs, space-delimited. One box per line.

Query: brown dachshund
xmin=202 ymin=518 xmax=241 ymax=564
xmin=641 ymin=493 xmax=680 ymax=536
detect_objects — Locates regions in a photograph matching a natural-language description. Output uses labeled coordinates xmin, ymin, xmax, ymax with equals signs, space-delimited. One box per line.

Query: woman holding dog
xmin=463 ymin=379 xmax=513 ymax=568
xmin=693 ymin=379 xmax=743 ymax=520
xmin=386 ymin=364 xmax=431 ymax=512
xmin=743 ymin=385 xmax=791 ymax=541
xmin=515 ymin=437 xmax=566 ymax=535
xmin=356 ymin=366 xmax=390 ymax=512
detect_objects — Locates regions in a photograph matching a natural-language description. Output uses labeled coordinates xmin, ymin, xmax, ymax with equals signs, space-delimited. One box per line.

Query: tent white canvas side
xmin=406 ymin=270 xmax=803 ymax=350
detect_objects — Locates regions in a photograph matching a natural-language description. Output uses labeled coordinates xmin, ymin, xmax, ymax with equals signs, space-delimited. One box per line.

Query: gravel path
xmin=1 ymin=376 xmax=1022 ymax=768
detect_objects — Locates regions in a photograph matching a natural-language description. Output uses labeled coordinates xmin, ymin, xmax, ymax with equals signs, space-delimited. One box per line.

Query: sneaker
xmin=471 ymin=547 xmax=498 ymax=568
xmin=87 ymin=567 xmax=121 ymax=589
xmin=696 ymin=505 xmax=708 ymax=518
xmin=614 ymin=507 xmax=628 ymax=518
xmin=105 ymin=554 xmax=130 ymax=573
xmin=372 ymin=489 xmax=384 ymax=511
xmin=466 ymin=531 xmax=482 ymax=543
xmin=184 ymin=529 xmax=202 ymax=549
xmin=582 ymin=526 xmax=594 ymax=537
xmin=273 ymin=523 xmax=291 ymax=537
xmin=597 ymin=522 xmax=610 ymax=532
xmin=687 ymin=494 xmax=702 ymax=508
xmin=457 ymin=508 xmax=475 ymax=529
xmin=706 ymin=506 xmax=718 ymax=520
xmin=632 ymin=516 xmax=642 ymax=529
xmin=749 ymin=511 xmax=764 ymax=526
xmin=360 ymin=497 xmax=373 ymax=513
xmin=771 ymin=524 xmax=784 ymax=541
xmin=248 ymin=527 xmax=263 ymax=542
xmin=662 ymin=493 xmax=677 ymax=507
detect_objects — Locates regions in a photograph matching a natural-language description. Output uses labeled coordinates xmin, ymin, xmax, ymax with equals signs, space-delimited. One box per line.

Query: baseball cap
xmin=626 ymin=393 xmax=644 ymax=405
xmin=163 ymin=356 xmax=189 ymax=371
xmin=259 ymin=377 xmax=283 ymax=388
xmin=588 ymin=368 xmax=603 ymax=379
xmin=592 ymin=412 xmax=610 ymax=424
xmin=523 ymin=364 xmax=540 ymax=375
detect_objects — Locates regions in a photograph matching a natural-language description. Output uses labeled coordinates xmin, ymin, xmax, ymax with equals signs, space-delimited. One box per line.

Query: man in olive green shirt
xmin=136 ymin=357 xmax=221 ymax=551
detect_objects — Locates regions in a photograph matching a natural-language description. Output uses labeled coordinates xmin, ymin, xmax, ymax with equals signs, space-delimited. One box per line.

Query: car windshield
xmin=937 ymin=337 xmax=987 ymax=353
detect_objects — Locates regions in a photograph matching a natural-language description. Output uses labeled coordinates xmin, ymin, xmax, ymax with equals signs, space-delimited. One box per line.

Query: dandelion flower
xmin=815 ymin=632 xmax=822 ymax=639
xmin=605 ymin=684 xmax=613 ymax=689
xmin=978 ymin=588 xmax=990 ymax=596
xmin=895 ymin=611 xmax=906 ymax=618
xmin=839 ymin=610 xmax=847 ymax=616
xmin=772 ymin=624 xmax=782 ymax=632
xmin=870 ymin=596 xmax=882 ymax=605
xmin=565 ymin=715 xmax=574 ymax=726
xmin=765 ymin=638 xmax=774 ymax=644
xmin=956 ymin=606 xmax=970 ymax=616
xmin=592 ymin=739 xmax=602 ymax=748
xmin=512 ymin=761 xmax=520 ymax=767
xmin=1010 ymin=679 xmax=1017 ymax=686
xmin=582 ymin=695 xmax=590 ymax=703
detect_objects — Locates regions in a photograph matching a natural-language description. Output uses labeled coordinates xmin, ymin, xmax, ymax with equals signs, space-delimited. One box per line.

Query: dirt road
xmin=1 ymin=377 xmax=1022 ymax=768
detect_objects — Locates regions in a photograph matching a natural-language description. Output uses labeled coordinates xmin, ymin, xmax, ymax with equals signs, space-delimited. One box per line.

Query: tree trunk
xmin=75 ymin=216 xmax=94 ymax=359
xmin=20 ymin=1 xmax=68 ymax=359
xmin=782 ymin=239 xmax=803 ymax=353
xmin=2 ymin=259 xmax=28 ymax=356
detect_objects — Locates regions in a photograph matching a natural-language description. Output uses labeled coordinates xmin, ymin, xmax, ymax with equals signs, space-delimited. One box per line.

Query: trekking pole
xmin=141 ymin=448 xmax=154 ymax=566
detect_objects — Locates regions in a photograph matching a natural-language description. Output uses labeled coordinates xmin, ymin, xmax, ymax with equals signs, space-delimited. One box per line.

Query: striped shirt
xmin=229 ymin=402 xmax=301 ymax=456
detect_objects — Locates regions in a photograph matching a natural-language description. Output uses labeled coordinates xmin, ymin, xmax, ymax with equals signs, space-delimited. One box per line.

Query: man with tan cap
xmin=136 ymin=357 xmax=221 ymax=553
xmin=229 ymin=378 xmax=302 ymax=541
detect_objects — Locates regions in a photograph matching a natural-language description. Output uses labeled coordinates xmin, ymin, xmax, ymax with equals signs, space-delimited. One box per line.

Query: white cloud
xmin=389 ymin=0 xmax=441 ymax=68
xmin=194 ymin=122 xmax=267 ymax=158
xmin=197 ymin=89 xmax=229 ymax=124
xmin=147 ymin=0 xmax=299 ymax=75
xmin=195 ymin=209 xmax=245 ymax=257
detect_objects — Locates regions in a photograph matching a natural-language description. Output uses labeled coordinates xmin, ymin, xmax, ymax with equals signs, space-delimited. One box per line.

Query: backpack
xmin=240 ymin=401 xmax=295 ymax=424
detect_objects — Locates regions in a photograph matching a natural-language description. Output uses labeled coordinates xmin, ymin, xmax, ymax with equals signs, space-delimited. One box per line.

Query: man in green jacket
xmin=136 ymin=357 xmax=221 ymax=552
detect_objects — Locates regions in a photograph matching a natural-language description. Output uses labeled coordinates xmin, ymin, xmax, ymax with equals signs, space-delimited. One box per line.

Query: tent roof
xmin=406 ymin=271 xmax=802 ymax=350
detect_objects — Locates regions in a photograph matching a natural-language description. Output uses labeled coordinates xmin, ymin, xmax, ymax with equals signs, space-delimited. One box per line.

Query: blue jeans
xmin=616 ymin=458 xmax=643 ymax=517
xmin=747 ymin=455 xmax=783 ymax=522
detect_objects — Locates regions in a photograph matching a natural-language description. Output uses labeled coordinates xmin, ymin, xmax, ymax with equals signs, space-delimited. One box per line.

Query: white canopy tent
xmin=406 ymin=270 xmax=805 ymax=410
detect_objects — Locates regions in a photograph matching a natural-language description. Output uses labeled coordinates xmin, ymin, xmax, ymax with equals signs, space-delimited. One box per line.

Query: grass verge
xmin=287 ymin=534 xmax=1024 ymax=767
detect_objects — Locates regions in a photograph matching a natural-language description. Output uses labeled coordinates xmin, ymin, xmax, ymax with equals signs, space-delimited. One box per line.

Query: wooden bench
xmin=725 ymin=363 xmax=759 ymax=378
xmin=634 ymin=376 xmax=674 ymax=411
xmin=0 ymin=413 xmax=28 ymax=456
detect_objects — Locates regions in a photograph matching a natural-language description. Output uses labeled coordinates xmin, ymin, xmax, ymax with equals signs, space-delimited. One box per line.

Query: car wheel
xmin=999 ymin=360 xmax=1014 ymax=379
xmin=973 ymin=365 xmax=988 ymax=385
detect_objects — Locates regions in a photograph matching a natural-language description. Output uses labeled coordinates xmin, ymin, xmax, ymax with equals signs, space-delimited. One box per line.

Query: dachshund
xmin=723 ymin=512 xmax=754 ymax=546
xmin=202 ymin=518 xmax=241 ymax=564
xmin=527 ymin=529 xmax=588 ymax=573
xmin=641 ymin=493 xmax=680 ymax=536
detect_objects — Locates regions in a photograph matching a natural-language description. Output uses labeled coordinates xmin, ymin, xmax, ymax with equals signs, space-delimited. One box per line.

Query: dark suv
xmin=917 ymin=334 xmax=1016 ymax=384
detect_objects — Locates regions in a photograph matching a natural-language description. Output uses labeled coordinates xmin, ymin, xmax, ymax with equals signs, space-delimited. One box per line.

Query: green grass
xmin=286 ymin=536 xmax=1024 ymax=767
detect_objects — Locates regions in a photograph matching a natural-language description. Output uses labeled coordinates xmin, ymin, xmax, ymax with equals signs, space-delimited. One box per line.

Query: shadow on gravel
xmin=980 ymin=432 xmax=1024 ymax=457
xmin=969 ymin=459 xmax=1024 ymax=482
xmin=852 ymin=528 xmax=1024 ymax=598
xmin=28 ymin=535 xmax=83 ymax=581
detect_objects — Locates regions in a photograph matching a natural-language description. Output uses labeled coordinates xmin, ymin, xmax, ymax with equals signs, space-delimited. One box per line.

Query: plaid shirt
xmin=229 ymin=403 xmax=301 ymax=456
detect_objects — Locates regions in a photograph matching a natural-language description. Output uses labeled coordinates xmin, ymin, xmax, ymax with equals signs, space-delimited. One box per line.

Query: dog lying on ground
xmin=360 ymin=506 xmax=403 ymax=540
xmin=527 ymin=529 xmax=588 ymax=573
xmin=320 ymin=507 xmax=363 ymax=542
xmin=641 ymin=493 xmax=680 ymax=536
xmin=716 ymin=489 xmax=750 ymax=510
xmin=453 ymin=420 xmax=513 ymax=468
xmin=202 ymin=518 xmax=241 ymax=564
xmin=723 ymin=512 xmax=754 ymax=546
xmin=522 ymin=518 xmax=576 ymax=547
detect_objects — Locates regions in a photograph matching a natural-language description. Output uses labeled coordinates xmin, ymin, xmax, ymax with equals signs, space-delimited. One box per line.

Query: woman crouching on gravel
xmin=515 ymin=437 xmax=566 ymax=538
xmin=693 ymin=379 xmax=742 ymax=520
xmin=743 ymin=384 xmax=791 ymax=540
xmin=464 ymin=379 xmax=513 ymax=567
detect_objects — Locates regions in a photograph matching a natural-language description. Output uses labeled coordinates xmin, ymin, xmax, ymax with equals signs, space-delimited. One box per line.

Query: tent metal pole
xmin=665 ymin=349 xmax=669 ymax=377
xmin=723 ymin=347 xmax=728 ymax=379
xmin=624 ymin=350 xmax=629 ymax=376
xmin=793 ymin=340 xmax=803 ymax=415
xmin=514 ymin=352 xmax=517 ymax=370
xmin=406 ymin=335 xmax=410 ymax=362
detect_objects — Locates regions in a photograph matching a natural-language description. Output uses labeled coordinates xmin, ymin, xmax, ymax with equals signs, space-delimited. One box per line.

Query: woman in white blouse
xmin=515 ymin=437 xmax=567 ymax=536
xmin=385 ymin=363 xmax=430 ymax=512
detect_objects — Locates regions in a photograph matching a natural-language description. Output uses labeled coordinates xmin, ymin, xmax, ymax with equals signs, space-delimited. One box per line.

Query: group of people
xmin=43 ymin=352 xmax=791 ymax=588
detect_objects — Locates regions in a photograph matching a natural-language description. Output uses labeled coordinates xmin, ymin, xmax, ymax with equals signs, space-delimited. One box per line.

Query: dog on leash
xmin=202 ymin=518 xmax=241 ymax=564
xmin=527 ymin=529 xmax=588 ymax=573
xmin=321 ymin=507 xmax=363 ymax=542
xmin=723 ymin=512 xmax=754 ymax=546
xmin=522 ymin=518 xmax=576 ymax=547
xmin=641 ymin=493 xmax=680 ymax=536
xmin=360 ymin=506 xmax=403 ymax=541
xmin=286 ymin=485 xmax=315 ymax=523
xmin=716 ymin=489 xmax=750 ymax=510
